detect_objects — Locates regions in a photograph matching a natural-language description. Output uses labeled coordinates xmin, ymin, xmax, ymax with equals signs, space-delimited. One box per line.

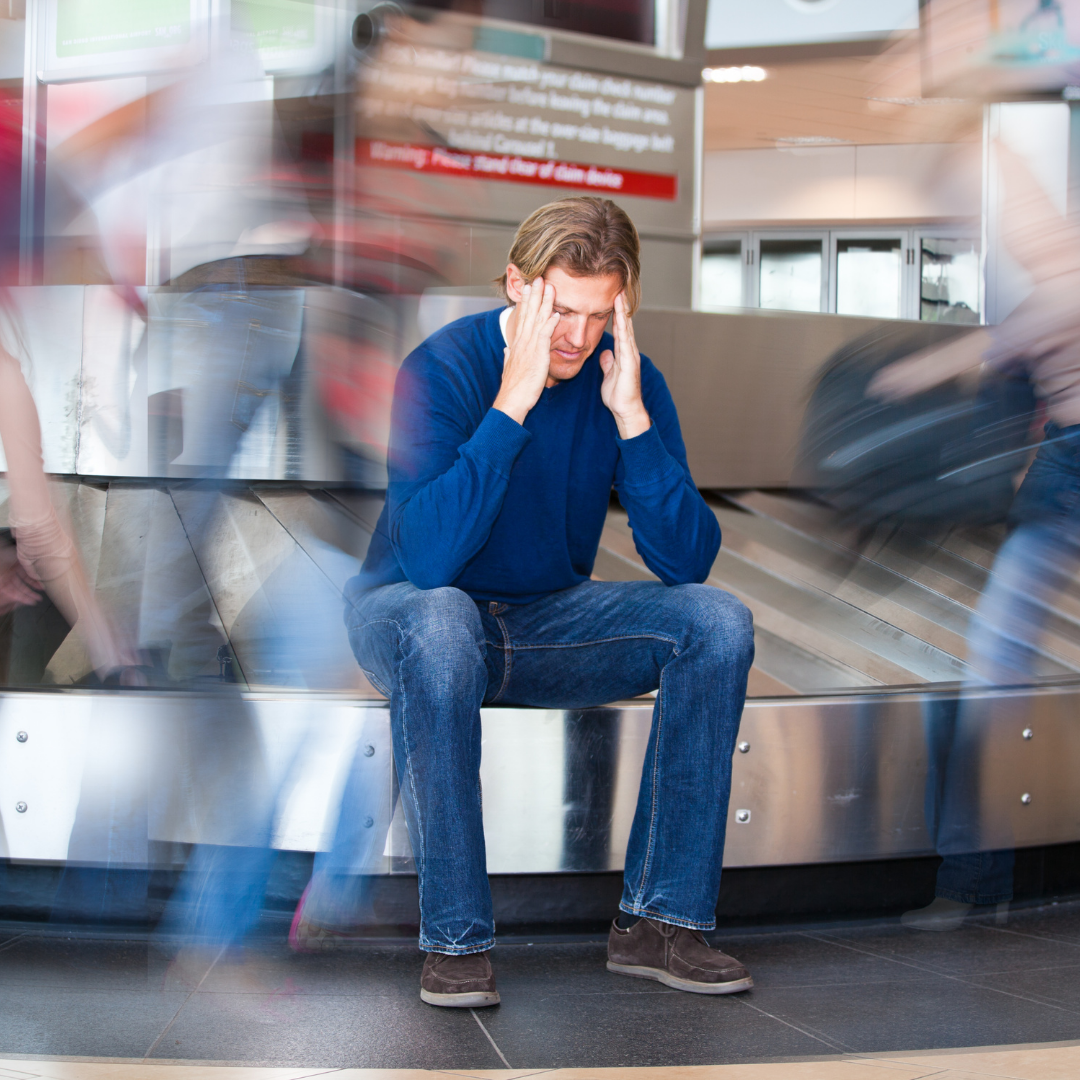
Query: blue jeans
xmin=345 ymin=579 xmax=754 ymax=954
xmin=152 ymin=280 xmax=304 ymax=478
xmin=926 ymin=421 xmax=1080 ymax=905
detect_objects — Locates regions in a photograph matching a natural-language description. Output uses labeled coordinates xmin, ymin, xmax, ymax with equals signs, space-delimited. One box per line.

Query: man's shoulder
xmin=412 ymin=306 xmax=503 ymax=366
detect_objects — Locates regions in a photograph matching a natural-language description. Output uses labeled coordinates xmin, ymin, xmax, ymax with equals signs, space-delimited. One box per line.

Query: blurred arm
xmin=0 ymin=348 xmax=131 ymax=674
xmin=867 ymin=329 xmax=991 ymax=401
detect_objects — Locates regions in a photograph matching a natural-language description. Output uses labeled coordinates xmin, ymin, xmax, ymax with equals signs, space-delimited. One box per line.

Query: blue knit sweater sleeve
xmin=384 ymin=347 xmax=531 ymax=590
xmin=615 ymin=358 xmax=721 ymax=584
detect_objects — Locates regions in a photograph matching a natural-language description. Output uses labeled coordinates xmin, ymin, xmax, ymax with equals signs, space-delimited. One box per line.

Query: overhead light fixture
xmin=774 ymin=135 xmax=849 ymax=145
xmin=703 ymin=65 xmax=767 ymax=84
xmin=868 ymin=96 xmax=966 ymax=106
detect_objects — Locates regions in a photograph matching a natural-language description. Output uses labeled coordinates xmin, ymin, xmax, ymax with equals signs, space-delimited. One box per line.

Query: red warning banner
xmin=357 ymin=139 xmax=678 ymax=201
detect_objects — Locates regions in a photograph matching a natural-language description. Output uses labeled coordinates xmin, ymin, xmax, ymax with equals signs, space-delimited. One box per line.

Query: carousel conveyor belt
xmin=4 ymin=478 xmax=1080 ymax=873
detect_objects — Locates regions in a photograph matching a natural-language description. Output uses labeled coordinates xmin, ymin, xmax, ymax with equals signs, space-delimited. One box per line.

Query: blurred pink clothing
xmin=0 ymin=340 xmax=125 ymax=674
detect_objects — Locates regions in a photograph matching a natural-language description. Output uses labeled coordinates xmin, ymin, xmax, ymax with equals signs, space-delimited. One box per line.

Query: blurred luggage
xmin=796 ymin=324 xmax=1036 ymax=529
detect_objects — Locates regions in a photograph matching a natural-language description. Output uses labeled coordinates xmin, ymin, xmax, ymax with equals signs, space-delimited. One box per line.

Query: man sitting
xmin=344 ymin=196 xmax=755 ymax=1006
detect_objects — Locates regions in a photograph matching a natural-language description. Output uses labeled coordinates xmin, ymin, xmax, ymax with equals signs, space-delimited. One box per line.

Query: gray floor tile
xmin=0 ymin=985 xmax=187 ymax=1058
xmin=195 ymin=941 xmax=420 ymax=999
xmin=489 ymin=942 xmax=669 ymax=995
xmin=707 ymin=931 xmax=926 ymax=989
xmin=152 ymin=987 xmax=508 ymax=1069
xmin=811 ymin=920 xmax=1080 ymax=977
xmin=481 ymin=986 xmax=834 ymax=1068
xmin=758 ymin=975 xmax=1080 ymax=1053
xmin=0 ymin=934 xmax=157 ymax=991
xmin=965 ymin=961 xmax=1080 ymax=1009
xmin=978 ymin=903 xmax=1080 ymax=947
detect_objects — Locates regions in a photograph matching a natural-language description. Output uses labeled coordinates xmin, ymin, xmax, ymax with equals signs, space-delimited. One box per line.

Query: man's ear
xmin=505 ymin=264 xmax=528 ymax=304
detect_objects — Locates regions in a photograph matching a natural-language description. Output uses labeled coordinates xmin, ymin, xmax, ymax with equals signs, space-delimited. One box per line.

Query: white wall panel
xmin=853 ymin=143 xmax=981 ymax=221
xmin=704 ymin=143 xmax=982 ymax=226
xmin=704 ymin=146 xmax=856 ymax=224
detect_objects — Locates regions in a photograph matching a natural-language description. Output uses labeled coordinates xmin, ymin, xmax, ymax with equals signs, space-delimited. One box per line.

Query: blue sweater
xmin=346 ymin=307 xmax=720 ymax=605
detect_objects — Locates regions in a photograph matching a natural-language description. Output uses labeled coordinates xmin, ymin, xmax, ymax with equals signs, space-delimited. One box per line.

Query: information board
xmin=356 ymin=42 xmax=696 ymax=231
xmin=42 ymin=0 xmax=208 ymax=82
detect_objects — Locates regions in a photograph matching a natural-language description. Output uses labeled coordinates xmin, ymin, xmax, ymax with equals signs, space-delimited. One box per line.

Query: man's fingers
xmin=614 ymin=306 xmax=631 ymax=360
xmin=516 ymin=278 xmax=549 ymax=343
xmin=538 ymin=279 xmax=555 ymax=325
xmin=516 ymin=281 xmax=537 ymax=338
xmin=599 ymin=348 xmax=615 ymax=374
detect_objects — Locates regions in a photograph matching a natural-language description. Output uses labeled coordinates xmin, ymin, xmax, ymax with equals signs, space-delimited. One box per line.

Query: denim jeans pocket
xmin=1011 ymin=450 xmax=1080 ymax=524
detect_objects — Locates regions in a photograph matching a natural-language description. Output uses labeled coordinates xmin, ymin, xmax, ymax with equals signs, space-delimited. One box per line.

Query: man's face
xmin=534 ymin=266 xmax=622 ymax=383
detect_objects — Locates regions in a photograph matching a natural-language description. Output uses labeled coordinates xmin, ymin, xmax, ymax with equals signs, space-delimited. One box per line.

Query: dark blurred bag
xmin=796 ymin=324 xmax=1037 ymax=528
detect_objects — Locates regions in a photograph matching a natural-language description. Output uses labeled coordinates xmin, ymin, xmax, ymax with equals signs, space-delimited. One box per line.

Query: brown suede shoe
xmin=607 ymin=917 xmax=753 ymax=994
xmin=420 ymin=950 xmax=500 ymax=1007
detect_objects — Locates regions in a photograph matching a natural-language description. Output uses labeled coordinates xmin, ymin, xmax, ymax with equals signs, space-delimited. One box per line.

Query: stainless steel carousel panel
xmin=725 ymin=695 xmax=934 ymax=867
xmin=0 ymin=691 xmax=93 ymax=861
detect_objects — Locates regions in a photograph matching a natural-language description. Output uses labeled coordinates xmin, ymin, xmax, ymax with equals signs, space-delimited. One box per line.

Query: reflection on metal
xmin=2 ymin=682 xmax=1079 ymax=873
xmin=0 ymin=285 xmax=978 ymax=490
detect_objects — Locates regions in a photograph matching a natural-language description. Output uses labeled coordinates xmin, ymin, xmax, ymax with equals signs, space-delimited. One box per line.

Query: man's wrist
xmin=492 ymin=393 xmax=530 ymax=426
xmin=613 ymin=404 xmax=651 ymax=440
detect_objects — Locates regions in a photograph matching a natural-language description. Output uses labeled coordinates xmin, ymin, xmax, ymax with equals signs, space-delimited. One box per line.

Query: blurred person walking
xmin=49 ymin=12 xmax=315 ymax=970
xmin=871 ymin=142 xmax=1080 ymax=929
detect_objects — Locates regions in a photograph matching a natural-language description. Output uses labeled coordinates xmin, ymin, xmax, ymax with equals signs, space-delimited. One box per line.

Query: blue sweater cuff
xmin=617 ymin=421 xmax=675 ymax=486
xmin=468 ymin=407 xmax=532 ymax=477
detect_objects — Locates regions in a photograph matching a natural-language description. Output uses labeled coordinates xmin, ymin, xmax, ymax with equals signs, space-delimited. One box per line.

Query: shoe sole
xmin=900 ymin=918 xmax=967 ymax=932
xmin=607 ymin=960 xmax=753 ymax=995
xmin=420 ymin=988 xmax=501 ymax=1008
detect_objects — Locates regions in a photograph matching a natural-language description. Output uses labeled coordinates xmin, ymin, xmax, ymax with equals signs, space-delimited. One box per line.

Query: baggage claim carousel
xmin=3 ymin=291 xmax=1080 ymax=933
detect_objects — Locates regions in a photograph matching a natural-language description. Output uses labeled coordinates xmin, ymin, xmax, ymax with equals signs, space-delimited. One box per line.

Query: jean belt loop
xmin=488 ymin=601 xmax=498 ymax=614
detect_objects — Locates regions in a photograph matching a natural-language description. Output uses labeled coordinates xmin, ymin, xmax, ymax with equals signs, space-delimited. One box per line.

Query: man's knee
xmin=349 ymin=586 xmax=484 ymax=688
xmin=401 ymin=587 xmax=485 ymax=669
xmin=673 ymin=584 xmax=754 ymax=660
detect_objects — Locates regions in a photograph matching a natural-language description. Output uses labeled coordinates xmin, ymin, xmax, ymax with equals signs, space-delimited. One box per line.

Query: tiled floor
xmin=4 ymin=902 xmax=1080 ymax=1072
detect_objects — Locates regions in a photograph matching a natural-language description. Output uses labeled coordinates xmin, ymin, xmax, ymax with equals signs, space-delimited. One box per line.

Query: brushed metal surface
xmin=1 ymin=684 xmax=1079 ymax=872
xmin=0 ymin=286 xmax=974 ymax=490
xmin=632 ymin=308 xmax=962 ymax=489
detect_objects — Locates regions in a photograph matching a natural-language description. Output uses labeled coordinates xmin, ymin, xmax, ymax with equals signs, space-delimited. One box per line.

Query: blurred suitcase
xmin=796 ymin=324 xmax=1036 ymax=529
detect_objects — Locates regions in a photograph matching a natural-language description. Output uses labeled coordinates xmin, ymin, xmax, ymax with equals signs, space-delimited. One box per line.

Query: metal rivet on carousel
xmin=1021 ymin=793 xmax=1032 ymax=805
xmin=363 ymin=816 xmax=375 ymax=828
xmin=363 ymin=744 xmax=375 ymax=757
xmin=15 ymin=731 xmax=27 ymax=743
xmin=1023 ymin=728 xmax=1034 ymax=740
xmin=737 ymin=741 xmax=750 ymax=753
xmin=735 ymin=809 xmax=751 ymax=824
xmin=15 ymin=802 xmax=26 ymax=813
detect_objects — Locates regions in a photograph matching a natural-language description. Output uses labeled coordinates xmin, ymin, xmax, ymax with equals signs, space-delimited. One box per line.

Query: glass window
xmin=835 ymin=238 xmax=903 ymax=319
xmin=921 ymin=238 xmax=980 ymax=324
xmin=759 ymin=239 xmax=822 ymax=312
xmin=700 ymin=242 xmax=743 ymax=309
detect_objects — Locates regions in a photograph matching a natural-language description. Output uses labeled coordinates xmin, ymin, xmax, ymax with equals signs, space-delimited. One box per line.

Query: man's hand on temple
xmin=600 ymin=292 xmax=651 ymax=439
xmin=493 ymin=279 xmax=560 ymax=425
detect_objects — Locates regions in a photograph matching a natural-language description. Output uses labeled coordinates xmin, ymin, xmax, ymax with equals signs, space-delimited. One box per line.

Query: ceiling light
xmin=703 ymin=65 xmax=767 ymax=84
xmin=868 ymin=96 xmax=967 ymax=106
xmin=775 ymin=135 xmax=848 ymax=145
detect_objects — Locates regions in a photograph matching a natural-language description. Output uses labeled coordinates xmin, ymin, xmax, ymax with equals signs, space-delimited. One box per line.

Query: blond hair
xmin=495 ymin=197 xmax=641 ymax=314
